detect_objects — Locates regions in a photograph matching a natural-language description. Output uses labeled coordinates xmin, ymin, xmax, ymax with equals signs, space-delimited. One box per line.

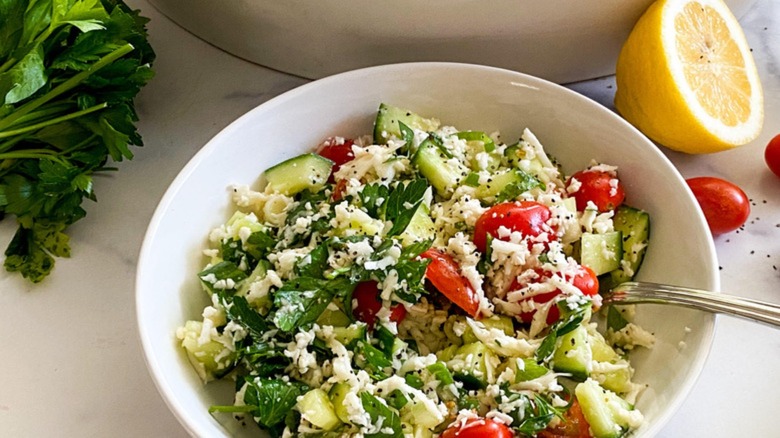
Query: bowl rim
xmin=136 ymin=61 xmax=719 ymax=438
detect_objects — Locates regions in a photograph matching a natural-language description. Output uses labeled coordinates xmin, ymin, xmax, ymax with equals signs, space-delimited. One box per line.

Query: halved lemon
xmin=614 ymin=0 xmax=764 ymax=154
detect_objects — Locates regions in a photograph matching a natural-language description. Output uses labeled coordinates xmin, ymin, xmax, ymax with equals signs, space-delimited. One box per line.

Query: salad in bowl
xmin=136 ymin=62 xmax=717 ymax=438
xmin=176 ymin=103 xmax=654 ymax=437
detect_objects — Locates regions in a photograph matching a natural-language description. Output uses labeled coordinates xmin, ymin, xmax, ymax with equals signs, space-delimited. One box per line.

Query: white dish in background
xmin=136 ymin=62 xmax=719 ymax=437
xmin=147 ymin=0 xmax=756 ymax=83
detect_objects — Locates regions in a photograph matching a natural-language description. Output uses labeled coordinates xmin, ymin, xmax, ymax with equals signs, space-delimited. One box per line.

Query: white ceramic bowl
xmin=136 ymin=62 xmax=719 ymax=437
xmin=147 ymin=0 xmax=755 ymax=83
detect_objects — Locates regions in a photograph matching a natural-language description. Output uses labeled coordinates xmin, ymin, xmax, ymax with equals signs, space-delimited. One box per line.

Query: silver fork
xmin=602 ymin=281 xmax=780 ymax=328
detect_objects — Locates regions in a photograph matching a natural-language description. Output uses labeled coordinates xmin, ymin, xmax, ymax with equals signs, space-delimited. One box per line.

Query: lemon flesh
xmin=615 ymin=0 xmax=763 ymax=154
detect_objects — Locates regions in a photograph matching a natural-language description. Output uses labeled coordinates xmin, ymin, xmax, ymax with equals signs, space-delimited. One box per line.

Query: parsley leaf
xmin=294 ymin=242 xmax=329 ymax=279
xmin=359 ymin=183 xmax=390 ymax=218
xmin=241 ymin=341 xmax=291 ymax=378
xmin=3 ymin=220 xmax=70 ymax=282
xmin=513 ymin=393 xmax=561 ymax=435
xmin=360 ymin=392 xmax=403 ymax=438
xmin=224 ymin=295 xmax=270 ymax=338
xmin=357 ymin=341 xmax=392 ymax=380
xmin=385 ymin=178 xmax=428 ymax=236
xmin=198 ymin=261 xmax=247 ymax=293
xmin=390 ymin=239 xmax=432 ymax=302
xmin=397 ymin=121 xmax=414 ymax=154
xmin=273 ymin=276 xmax=353 ymax=332
xmin=239 ymin=377 xmax=309 ymax=430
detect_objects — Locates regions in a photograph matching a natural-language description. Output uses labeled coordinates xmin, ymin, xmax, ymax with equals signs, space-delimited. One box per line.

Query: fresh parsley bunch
xmin=0 ymin=0 xmax=155 ymax=282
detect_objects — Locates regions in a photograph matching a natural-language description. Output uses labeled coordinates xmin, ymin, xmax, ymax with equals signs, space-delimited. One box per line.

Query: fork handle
xmin=608 ymin=282 xmax=780 ymax=328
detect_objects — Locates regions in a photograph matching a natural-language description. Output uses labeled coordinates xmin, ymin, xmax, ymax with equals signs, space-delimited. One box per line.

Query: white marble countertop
xmin=0 ymin=1 xmax=777 ymax=436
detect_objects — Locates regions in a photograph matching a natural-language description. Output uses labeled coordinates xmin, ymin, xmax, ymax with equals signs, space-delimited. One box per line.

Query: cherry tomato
xmin=419 ymin=249 xmax=480 ymax=318
xmin=473 ymin=201 xmax=553 ymax=253
xmin=566 ymin=170 xmax=625 ymax=212
xmin=537 ymin=398 xmax=591 ymax=438
xmin=573 ymin=266 xmax=599 ymax=297
xmin=686 ymin=177 xmax=750 ymax=235
xmin=441 ymin=417 xmax=514 ymax=438
xmin=317 ymin=137 xmax=355 ymax=181
xmin=352 ymin=281 xmax=406 ymax=329
xmin=765 ymin=134 xmax=780 ymax=178
xmin=512 ymin=266 xmax=599 ymax=325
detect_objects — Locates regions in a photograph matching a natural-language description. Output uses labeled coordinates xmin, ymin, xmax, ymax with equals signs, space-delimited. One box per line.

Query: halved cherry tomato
xmin=317 ymin=137 xmax=355 ymax=181
xmin=572 ymin=265 xmax=599 ymax=297
xmin=765 ymin=134 xmax=780 ymax=178
xmin=686 ymin=176 xmax=750 ymax=235
xmin=419 ymin=249 xmax=480 ymax=318
xmin=441 ymin=417 xmax=514 ymax=438
xmin=537 ymin=398 xmax=591 ymax=438
xmin=352 ymin=281 xmax=406 ymax=329
xmin=566 ymin=170 xmax=625 ymax=213
xmin=512 ymin=266 xmax=599 ymax=325
xmin=473 ymin=201 xmax=553 ymax=253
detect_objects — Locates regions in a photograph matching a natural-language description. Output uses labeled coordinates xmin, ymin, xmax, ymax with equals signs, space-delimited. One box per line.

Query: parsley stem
xmin=0 ymin=149 xmax=67 ymax=165
xmin=0 ymin=43 xmax=135 ymax=131
xmin=0 ymin=58 xmax=14 ymax=75
xmin=8 ymin=102 xmax=74 ymax=127
xmin=0 ymin=103 xmax=108 ymax=140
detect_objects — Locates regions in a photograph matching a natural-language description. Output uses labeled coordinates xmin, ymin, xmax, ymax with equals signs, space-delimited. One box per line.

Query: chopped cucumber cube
xmin=504 ymin=143 xmax=556 ymax=185
xmin=399 ymin=204 xmax=435 ymax=246
xmin=457 ymin=131 xmax=501 ymax=171
xmin=579 ymin=231 xmax=623 ymax=276
xmin=332 ymin=322 xmax=368 ymax=347
xmin=610 ymin=205 xmax=650 ymax=284
xmin=374 ymin=103 xmax=440 ymax=145
xmin=178 ymin=320 xmax=236 ymax=382
xmin=575 ymin=379 xmax=636 ymax=438
xmin=448 ymin=342 xmax=498 ymax=389
xmin=297 ymin=388 xmax=342 ymax=431
xmin=401 ymin=399 xmax=443 ymax=429
xmin=264 ymin=153 xmax=333 ymax=196
xmin=328 ymin=382 xmax=352 ymax=424
xmin=316 ymin=306 xmax=352 ymax=327
xmin=412 ymin=139 xmax=467 ymax=197
xmin=235 ymin=260 xmax=271 ymax=311
xmin=400 ymin=422 xmax=434 ymax=438
xmin=225 ymin=210 xmax=264 ymax=239
xmin=552 ymin=324 xmax=592 ymax=381
xmin=473 ymin=168 xmax=540 ymax=201
xmin=589 ymin=330 xmax=635 ymax=394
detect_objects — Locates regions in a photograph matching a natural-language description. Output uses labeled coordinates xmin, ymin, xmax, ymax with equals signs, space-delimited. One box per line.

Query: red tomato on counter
xmin=686 ymin=176 xmax=750 ymax=235
xmin=765 ymin=134 xmax=780 ymax=178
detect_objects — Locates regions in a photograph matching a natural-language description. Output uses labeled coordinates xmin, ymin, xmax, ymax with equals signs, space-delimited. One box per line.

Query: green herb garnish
xmin=0 ymin=0 xmax=155 ymax=282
